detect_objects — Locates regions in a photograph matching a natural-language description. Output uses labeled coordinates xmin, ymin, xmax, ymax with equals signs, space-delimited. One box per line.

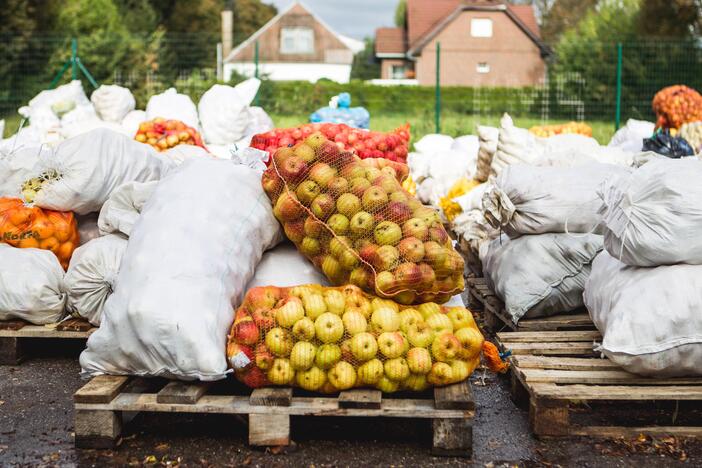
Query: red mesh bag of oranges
xmin=0 ymin=198 xmax=79 ymax=269
xmin=261 ymin=133 xmax=465 ymax=304
xmin=652 ymin=85 xmax=702 ymax=129
xmin=227 ymin=284 xmax=484 ymax=392
xmin=135 ymin=118 xmax=206 ymax=151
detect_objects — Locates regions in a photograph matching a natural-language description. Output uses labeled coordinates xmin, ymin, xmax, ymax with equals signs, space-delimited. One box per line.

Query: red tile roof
xmin=375 ymin=27 xmax=406 ymax=55
xmin=508 ymin=4 xmax=541 ymax=38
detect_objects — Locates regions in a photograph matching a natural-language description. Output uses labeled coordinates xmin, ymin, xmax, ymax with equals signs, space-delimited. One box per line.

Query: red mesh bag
xmin=262 ymin=133 xmax=465 ymax=305
xmin=652 ymin=85 xmax=702 ymax=129
xmin=227 ymin=284 xmax=484 ymax=392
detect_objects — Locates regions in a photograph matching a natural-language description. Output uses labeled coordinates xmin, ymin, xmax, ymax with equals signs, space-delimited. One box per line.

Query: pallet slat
xmin=249 ymin=388 xmax=293 ymax=406
xmin=512 ymin=355 xmax=619 ymax=371
xmin=74 ymin=375 xmax=130 ymax=404
xmin=0 ymin=324 xmax=95 ymax=338
xmin=434 ymin=381 xmax=475 ymax=410
xmin=532 ymin=383 xmax=702 ymax=401
xmin=339 ymin=390 xmax=382 ymax=409
xmin=498 ymin=330 xmax=601 ymax=343
xmin=506 ymin=342 xmax=596 ymax=356
xmin=157 ymin=381 xmax=212 ymax=404
xmin=520 ymin=368 xmax=702 ymax=386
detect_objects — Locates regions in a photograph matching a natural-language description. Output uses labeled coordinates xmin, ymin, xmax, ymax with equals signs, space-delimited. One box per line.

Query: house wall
xmin=229 ymin=3 xmax=352 ymax=65
xmin=415 ymin=10 xmax=545 ymax=87
xmin=224 ymin=62 xmax=352 ymax=83
xmin=380 ymin=59 xmax=409 ymax=79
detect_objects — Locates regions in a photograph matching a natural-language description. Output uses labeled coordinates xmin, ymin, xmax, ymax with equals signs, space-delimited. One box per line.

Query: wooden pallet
xmin=465 ymin=277 xmax=594 ymax=332
xmin=457 ymin=237 xmax=482 ymax=278
xmin=0 ymin=317 xmax=95 ymax=365
xmin=497 ymin=330 xmax=702 ymax=439
xmin=73 ymin=375 xmax=475 ymax=456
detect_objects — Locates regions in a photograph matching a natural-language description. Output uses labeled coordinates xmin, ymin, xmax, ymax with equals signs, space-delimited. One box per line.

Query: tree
xmin=637 ymin=0 xmax=701 ymax=37
xmin=350 ymin=38 xmax=380 ymax=81
xmin=394 ymin=0 xmax=407 ymax=28
xmin=539 ymin=0 xmax=597 ymax=44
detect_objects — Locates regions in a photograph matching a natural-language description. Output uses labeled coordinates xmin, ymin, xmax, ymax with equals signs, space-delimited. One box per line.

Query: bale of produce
xmin=529 ymin=122 xmax=592 ymax=138
xmin=227 ymin=284 xmax=484 ymax=392
xmin=652 ymin=85 xmax=702 ymax=129
xmin=0 ymin=198 xmax=79 ymax=269
xmin=251 ymin=122 xmax=410 ymax=164
xmin=134 ymin=118 xmax=206 ymax=152
xmin=262 ymin=134 xmax=465 ymax=304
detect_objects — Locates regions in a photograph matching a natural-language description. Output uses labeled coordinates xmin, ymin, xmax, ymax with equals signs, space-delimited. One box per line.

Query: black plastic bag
xmin=642 ymin=129 xmax=695 ymax=158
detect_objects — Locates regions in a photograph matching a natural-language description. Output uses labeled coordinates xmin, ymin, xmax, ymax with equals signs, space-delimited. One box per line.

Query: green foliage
xmin=394 ymin=0 xmax=407 ymax=28
xmin=637 ymin=0 xmax=701 ymax=37
xmin=350 ymin=38 xmax=380 ymax=81
xmin=540 ymin=0 xmax=597 ymax=44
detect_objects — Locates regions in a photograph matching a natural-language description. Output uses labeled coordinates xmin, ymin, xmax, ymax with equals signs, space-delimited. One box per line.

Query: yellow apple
xmin=296 ymin=365 xmax=326 ymax=391
xmin=376 ymin=375 xmax=400 ymax=393
xmin=303 ymin=293 xmax=327 ymax=320
xmin=455 ymin=327 xmax=484 ymax=360
xmin=450 ymin=359 xmax=470 ymax=383
xmin=399 ymin=308 xmax=423 ymax=334
xmin=427 ymin=362 xmax=453 ymax=386
xmin=292 ymin=317 xmax=316 ymax=341
xmin=418 ymin=302 xmax=442 ymax=319
xmin=377 ymin=331 xmax=406 ymax=358
xmin=384 ymin=357 xmax=410 ymax=381
xmin=426 ymin=312 xmax=454 ymax=334
xmin=371 ymin=307 xmax=400 ymax=332
xmin=315 ymin=313 xmax=344 ymax=343
xmin=372 ymin=297 xmax=399 ymax=313
xmin=323 ymin=289 xmax=346 ymax=315
xmin=357 ymin=358 xmax=384 ymax=385
xmin=315 ymin=343 xmax=341 ymax=369
xmin=267 ymin=358 xmax=295 ymax=385
xmin=350 ymin=332 xmax=377 ymax=361
xmin=342 ymin=310 xmax=367 ymax=335
xmin=431 ymin=332 xmax=462 ymax=362
xmin=328 ymin=361 xmax=356 ymax=390
xmin=447 ymin=306 xmax=477 ymax=330
xmin=403 ymin=373 xmax=429 ymax=391
xmin=275 ymin=297 xmax=305 ymax=328
xmin=265 ymin=327 xmax=293 ymax=357
xmin=290 ymin=341 xmax=316 ymax=370
xmin=407 ymin=322 xmax=434 ymax=348
xmin=406 ymin=347 xmax=432 ymax=374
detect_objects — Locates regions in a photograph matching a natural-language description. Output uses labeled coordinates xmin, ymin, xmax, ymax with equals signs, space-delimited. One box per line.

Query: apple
xmin=323 ymin=289 xmax=346 ymax=315
xmin=371 ymin=297 xmax=399 ymax=313
xmin=247 ymin=287 xmax=280 ymax=311
xmin=232 ymin=317 xmax=259 ymax=346
xmin=252 ymin=307 xmax=276 ymax=329
xmin=329 ymin=236 xmax=351 ymax=258
xmin=424 ymin=241 xmax=448 ymax=268
xmin=403 ymin=373 xmax=429 ymax=391
xmin=227 ymin=342 xmax=254 ymax=370
xmin=455 ymin=327 xmax=484 ymax=360
xmin=406 ymin=347 xmax=432 ymax=374
xmin=322 ymin=255 xmax=344 ymax=282
xmin=371 ymin=307 xmax=400 ymax=333
xmin=305 ymin=132 xmax=326 ymax=149
xmin=309 ymin=163 xmax=337 ymax=188
xmin=426 ymin=313 xmax=454 ymax=334
xmin=375 ymin=271 xmax=397 ymax=296
xmin=402 ymin=218 xmax=428 ymax=241
xmin=357 ymin=358 xmax=384 ymax=385
xmin=350 ymin=211 xmax=375 ymax=237
xmin=349 ymin=332 xmax=377 ymax=361
xmin=296 ymin=365 xmax=326 ymax=391
xmin=268 ymin=358 xmax=295 ymax=385
xmin=261 ymin=168 xmax=283 ymax=195
xmin=327 ymin=176 xmax=350 ymax=197
xmin=315 ymin=312 xmax=344 ymax=343
xmin=279 ymin=155 xmax=308 ymax=182
xmin=300 ymin=236 xmax=321 ymax=256
xmin=394 ymin=262 xmax=422 ymax=287
xmin=349 ymin=177 xmax=372 ymax=198
xmin=342 ymin=308 xmax=367 ymax=334
xmin=394 ymin=290 xmax=416 ymax=305
xmin=407 ymin=322 xmax=434 ymax=348
xmin=384 ymin=357 xmax=410 ymax=381
xmin=275 ymin=296 xmax=305 ymax=327
xmin=349 ymin=266 xmax=372 ymax=289
xmin=292 ymin=316 xmax=316 ymax=341
xmin=448 ymin=307 xmax=476 ymax=330
xmin=302 ymin=293 xmax=327 ymax=320
xmin=265 ymin=327 xmax=293 ymax=357
xmin=373 ymin=175 xmax=398 ymax=195
xmin=327 ymin=213 xmax=349 ymax=236
xmin=450 ymin=359 xmax=471 ymax=383
xmin=340 ymin=162 xmax=366 ymax=179
xmin=365 ymin=167 xmax=381 ymax=181
xmin=239 ymin=366 xmax=269 ymax=388
xmin=310 ymin=193 xmax=335 ymax=219
xmin=389 ymin=191 xmax=408 ymax=203
xmin=399 ymin=309 xmax=423 ymax=334
xmin=254 ymin=343 xmax=274 ymax=370
xmin=398 ymin=237 xmax=425 ymax=263
xmin=362 ymin=186 xmax=388 ymax=211
xmin=381 ymin=165 xmax=397 ymax=179
xmin=315 ymin=343 xmax=342 ymax=369
xmin=295 ymin=180 xmax=321 ymax=205
xmin=336 ymin=193 xmax=362 ymax=218
xmin=377 ymin=331 xmax=405 ymax=358
xmin=418 ymin=263 xmax=436 ymax=286
xmin=429 ymin=223 xmax=449 ymax=245
xmin=302 ymin=215 xmax=323 ymax=238
xmin=427 ymin=362 xmax=453 ymax=386
xmin=413 ymin=206 xmax=441 ymax=226
xmin=283 ymin=220 xmax=305 ymax=244
xmin=274 ymin=191 xmax=304 ymax=221
xmin=339 ymin=249 xmax=359 ymax=270
xmin=294 ymin=143 xmax=316 ymax=162
xmin=343 ymin=287 xmax=373 ymax=318
xmin=376 ymin=375 xmax=400 ymax=393
xmin=372 ymin=245 xmax=400 ymax=271
xmin=290 ymin=341 xmax=317 ymax=370
xmin=374 ymin=221 xmax=402 ymax=246
xmin=328 ymin=361 xmax=356 ymax=390
xmin=418 ymin=302 xmax=442 ymax=320
xmin=431 ymin=332 xmax=462 ymax=362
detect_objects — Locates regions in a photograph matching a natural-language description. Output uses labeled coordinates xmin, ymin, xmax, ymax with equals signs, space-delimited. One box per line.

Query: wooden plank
xmin=507 ymin=342 xmax=596 ymax=356
xmin=0 ymin=325 xmax=95 ymax=339
xmin=0 ymin=337 xmax=25 ymax=365
xmin=498 ymin=331 xmax=601 ymax=343
xmin=520 ymin=368 xmax=702 ymax=386
xmin=0 ymin=320 xmax=28 ymax=331
xmin=531 ymin=383 xmax=702 ymax=401
xmin=74 ymin=375 xmax=130 ymax=404
xmin=249 ymin=388 xmax=293 ymax=407
xmin=434 ymin=381 xmax=475 ymax=410
xmin=76 ymin=394 xmax=472 ymax=419
xmin=56 ymin=317 xmax=93 ymax=332
xmin=432 ymin=418 xmax=473 ymax=457
xmin=157 ymin=381 xmax=212 ymax=404
xmin=517 ymin=314 xmax=594 ymax=331
xmin=74 ymin=409 xmax=122 ymax=449
xmin=570 ymin=426 xmax=702 ymax=438
xmin=512 ymin=355 xmax=619 ymax=371
xmin=530 ymin=397 xmax=569 ymax=437
xmin=249 ymin=414 xmax=290 ymax=446
xmin=338 ymin=390 xmax=381 ymax=409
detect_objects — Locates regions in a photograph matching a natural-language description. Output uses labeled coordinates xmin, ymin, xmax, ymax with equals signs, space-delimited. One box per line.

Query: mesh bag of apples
xmin=251 ymin=123 xmax=410 ymax=163
xmin=0 ymin=198 xmax=79 ymax=269
xmin=227 ymin=284 xmax=484 ymax=392
xmin=134 ymin=118 xmax=206 ymax=152
xmin=652 ymin=85 xmax=702 ymax=130
xmin=262 ymin=133 xmax=465 ymax=304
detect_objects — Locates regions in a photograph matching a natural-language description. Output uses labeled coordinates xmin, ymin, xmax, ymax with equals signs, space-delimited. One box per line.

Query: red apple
xmin=261 ymin=168 xmax=283 ymax=196
xmin=252 ymin=308 xmax=276 ymax=329
xmin=239 ymin=366 xmax=268 ymax=388
xmin=398 ymin=236 xmax=425 ymax=262
xmin=274 ymin=191 xmax=304 ymax=221
xmin=385 ymin=201 xmax=412 ymax=224
xmin=394 ymin=262 xmax=422 ymax=286
xmin=279 ymin=155 xmax=308 ymax=182
xmin=232 ymin=318 xmax=259 ymax=346
xmin=310 ymin=193 xmax=336 ymax=220
xmin=283 ymin=220 xmax=305 ymax=243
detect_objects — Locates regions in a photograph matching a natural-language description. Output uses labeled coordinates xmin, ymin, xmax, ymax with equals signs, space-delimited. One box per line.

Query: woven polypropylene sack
xmin=262 ymin=134 xmax=465 ymax=304
xmin=226 ymin=284 xmax=483 ymax=392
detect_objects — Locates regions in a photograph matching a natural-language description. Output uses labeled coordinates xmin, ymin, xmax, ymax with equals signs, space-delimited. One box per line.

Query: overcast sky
xmin=262 ymin=0 xmax=398 ymax=39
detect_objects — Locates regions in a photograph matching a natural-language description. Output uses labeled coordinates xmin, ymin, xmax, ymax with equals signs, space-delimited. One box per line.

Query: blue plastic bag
xmin=310 ymin=93 xmax=370 ymax=129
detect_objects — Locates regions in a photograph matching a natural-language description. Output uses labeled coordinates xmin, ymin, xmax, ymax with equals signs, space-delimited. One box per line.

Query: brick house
xmin=223 ymin=1 xmax=364 ymax=83
xmin=375 ymin=0 xmax=549 ymax=86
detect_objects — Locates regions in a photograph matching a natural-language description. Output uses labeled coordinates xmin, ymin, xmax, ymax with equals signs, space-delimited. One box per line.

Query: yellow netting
xmin=439 ymin=178 xmax=481 ymax=223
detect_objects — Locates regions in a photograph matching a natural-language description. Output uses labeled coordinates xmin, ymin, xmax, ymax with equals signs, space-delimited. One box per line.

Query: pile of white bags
xmin=145 ymin=88 xmax=199 ymax=129
xmin=0 ymin=244 xmax=66 ymax=324
xmin=247 ymin=241 xmax=329 ymax=289
xmin=608 ymin=119 xmax=654 ymax=154
xmin=484 ymin=233 xmax=602 ymax=323
xmin=475 ymin=125 xmax=498 ymax=182
xmin=97 ymin=181 xmax=157 ymax=237
xmin=91 ymin=84 xmax=136 ymax=123
xmin=80 ymin=158 xmax=282 ymax=380
xmin=198 ymin=79 xmax=260 ymax=145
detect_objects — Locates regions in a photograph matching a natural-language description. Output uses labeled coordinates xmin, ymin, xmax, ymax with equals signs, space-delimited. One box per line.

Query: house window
xmin=390 ymin=65 xmax=406 ymax=79
xmin=280 ymin=27 xmax=314 ymax=54
xmin=476 ymin=62 xmax=490 ymax=74
xmin=471 ymin=18 xmax=493 ymax=37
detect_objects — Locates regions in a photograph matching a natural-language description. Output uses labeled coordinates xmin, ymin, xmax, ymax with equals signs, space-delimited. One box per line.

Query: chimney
xmin=221 ymin=0 xmax=234 ymax=58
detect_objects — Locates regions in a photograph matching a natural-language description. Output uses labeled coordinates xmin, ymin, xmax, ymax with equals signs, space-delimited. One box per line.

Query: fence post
xmin=615 ymin=42 xmax=622 ymax=131
xmin=254 ymin=41 xmax=260 ymax=106
xmin=435 ymin=42 xmax=441 ymax=134
xmin=71 ymin=38 xmax=78 ymax=80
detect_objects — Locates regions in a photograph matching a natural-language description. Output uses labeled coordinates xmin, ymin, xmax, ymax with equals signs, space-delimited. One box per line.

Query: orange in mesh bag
xmin=227 ymin=284 xmax=484 ymax=392
xmin=0 ymin=198 xmax=79 ymax=269
xmin=262 ymin=133 xmax=465 ymax=304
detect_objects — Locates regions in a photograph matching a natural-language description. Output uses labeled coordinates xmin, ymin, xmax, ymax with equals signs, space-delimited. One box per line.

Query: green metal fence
xmin=2 ymin=34 xmax=701 ymax=144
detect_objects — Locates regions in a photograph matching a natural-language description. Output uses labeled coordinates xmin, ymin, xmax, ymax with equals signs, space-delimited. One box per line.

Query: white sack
xmin=247 ymin=242 xmax=329 ymax=289
xmin=414 ymin=134 xmax=454 ymax=154
xmin=245 ymin=106 xmax=274 ymax=136
xmin=80 ymin=158 xmax=282 ymax=380
xmin=0 ymin=145 xmax=50 ymax=197
xmin=585 ymin=251 xmax=702 ymax=376
xmin=76 ymin=213 xmax=101 ymax=246
xmin=476 ymin=125 xmax=498 ymax=182
xmin=451 ymin=135 xmax=480 ymax=154
xmin=20 ymin=80 xmax=90 ymax=133
xmin=65 ymin=234 xmax=128 ymax=326
xmin=483 ymin=163 xmax=630 ymax=237
xmin=198 ymin=79 xmax=260 ymax=145
xmin=60 ymin=117 xmax=128 ymax=140
xmin=0 ymin=244 xmax=66 ymax=324
xmin=121 ymin=110 xmax=147 ymax=137
xmin=608 ymin=119 xmax=654 ymax=153
xmin=97 ymin=181 xmax=157 ymax=237
xmin=599 ymin=157 xmax=702 ymax=266
xmin=28 ymin=128 xmax=172 ymax=215
xmin=91 ymin=85 xmax=135 ymax=123
xmin=162 ymin=144 xmax=213 ymax=165
xmin=484 ymin=233 xmax=602 ymax=323
xmin=146 ymin=88 xmax=199 ymax=129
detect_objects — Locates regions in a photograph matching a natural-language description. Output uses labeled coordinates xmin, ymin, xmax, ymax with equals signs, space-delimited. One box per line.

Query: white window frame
xmin=390 ymin=64 xmax=406 ymax=79
xmin=280 ymin=27 xmax=314 ymax=54
xmin=471 ymin=18 xmax=493 ymax=38
xmin=476 ymin=62 xmax=490 ymax=74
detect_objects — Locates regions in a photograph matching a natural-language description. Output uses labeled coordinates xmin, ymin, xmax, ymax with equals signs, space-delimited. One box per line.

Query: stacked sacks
xmin=585 ymin=158 xmax=702 ymax=376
